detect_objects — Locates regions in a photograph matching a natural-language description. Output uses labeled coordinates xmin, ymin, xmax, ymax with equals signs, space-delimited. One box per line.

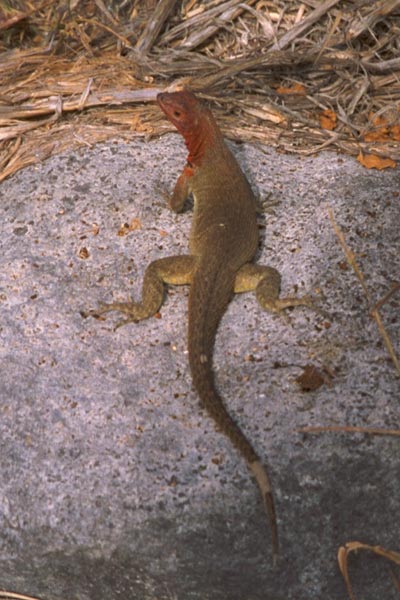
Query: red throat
xmin=157 ymin=91 xmax=220 ymax=166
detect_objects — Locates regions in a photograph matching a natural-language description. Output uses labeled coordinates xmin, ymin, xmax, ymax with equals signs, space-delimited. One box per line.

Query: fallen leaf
xmin=319 ymin=109 xmax=337 ymax=130
xmin=363 ymin=130 xmax=390 ymax=142
xmin=77 ymin=246 xmax=90 ymax=259
xmin=296 ymin=365 xmax=326 ymax=391
xmin=117 ymin=223 xmax=130 ymax=236
xmin=369 ymin=113 xmax=388 ymax=127
xmin=357 ymin=152 xmax=397 ymax=170
xmin=116 ymin=218 xmax=142 ymax=236
xmin=276 ymin=82 xmax=306 ymax=95
xmin=129 ymin=218 xmax=142 ymax=231
xmin=364 ymin=111 xmax=400 ymax=142
xmin=391 ymin=125 xmax=400 ymax=141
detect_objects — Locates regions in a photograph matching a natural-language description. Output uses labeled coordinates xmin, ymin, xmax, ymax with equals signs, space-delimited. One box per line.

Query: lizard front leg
xmin=169 ymin=167 xmax=192 ymax=212
xmin=157 ymin=165 xmax=192 ymax=213
xmin=234 ymin=263 xmax=314 ymax=313
xmin=90 ymin=255 xmax=196 ymax=327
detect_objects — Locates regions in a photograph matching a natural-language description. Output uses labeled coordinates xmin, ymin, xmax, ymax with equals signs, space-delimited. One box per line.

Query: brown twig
xmin=270 ymin=0 xmax=342 ymax=51
xmin=160 ymin=0 xmax=258 ymax=50
xmin=0 ymin=593 xmax=43 ymax=600
xmin=328 ymin=207 xmax=400 ymax=376
xmin=297 ymin=426 xmax=400 ymax=437
xmin=338 ymin=542 xmax=400 ymax=600
xmin=135 ymin=0 xmax=178 ymax=55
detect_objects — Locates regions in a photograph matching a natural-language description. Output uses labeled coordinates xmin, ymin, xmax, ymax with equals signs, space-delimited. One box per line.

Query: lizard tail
xmin=249 ymin=460 xmax=279 ymax=564
xmin=188 ymin=259 xmax=279 ymax=561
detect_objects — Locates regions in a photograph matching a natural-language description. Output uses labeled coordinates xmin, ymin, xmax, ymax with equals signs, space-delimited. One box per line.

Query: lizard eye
xmin=173 ymin=110 xmax=181 ymax=117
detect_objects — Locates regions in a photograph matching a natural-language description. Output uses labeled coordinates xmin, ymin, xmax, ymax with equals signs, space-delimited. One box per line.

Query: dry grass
xmin=338 ymin=542 xmax=400 ymax=600
xmin=1 ymin=0 xmax=400 ymax=181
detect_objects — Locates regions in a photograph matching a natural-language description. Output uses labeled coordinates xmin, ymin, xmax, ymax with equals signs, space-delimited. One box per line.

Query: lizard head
xmin=157 ymin=90 xmax=202 ymax=136
xmin=157 ymin=90 xmax=223 ymax=165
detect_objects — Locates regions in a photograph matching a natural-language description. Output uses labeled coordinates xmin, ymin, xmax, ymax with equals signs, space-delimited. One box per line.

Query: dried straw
xmin=1 ymin=0 xmax=400 ymax=181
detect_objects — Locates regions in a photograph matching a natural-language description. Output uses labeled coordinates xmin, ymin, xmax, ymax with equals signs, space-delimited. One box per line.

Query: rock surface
xmin=0 ymin=136 xmax=399 ymax=599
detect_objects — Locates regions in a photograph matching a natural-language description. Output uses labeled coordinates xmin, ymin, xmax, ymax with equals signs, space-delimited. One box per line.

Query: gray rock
xmin=0 ymin=136 xmax=399 ymax=599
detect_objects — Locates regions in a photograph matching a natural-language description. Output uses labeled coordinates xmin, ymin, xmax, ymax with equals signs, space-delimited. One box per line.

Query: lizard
xmin=90 ymin=89 xmax=312 ymax=562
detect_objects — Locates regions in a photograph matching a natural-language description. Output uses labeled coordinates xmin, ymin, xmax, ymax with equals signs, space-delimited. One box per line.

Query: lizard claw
xmin=113 ymin=315 xmax=139 ymax=330
xmin=80 ymin=303 xmax=118 ymax=320
xmin=79 ymin=307 xmax=107 ymax=319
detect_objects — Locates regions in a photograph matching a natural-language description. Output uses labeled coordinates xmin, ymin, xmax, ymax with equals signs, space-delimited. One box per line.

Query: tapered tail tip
xmin=249 ymin=459 xmax=280 ymax=561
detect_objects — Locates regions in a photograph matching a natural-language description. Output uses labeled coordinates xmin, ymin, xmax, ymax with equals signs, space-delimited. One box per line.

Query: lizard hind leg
xmin=90 ymin=255 xmax=196 ymax=328
xmin=234 ymin=262 xmax=314 ymax=314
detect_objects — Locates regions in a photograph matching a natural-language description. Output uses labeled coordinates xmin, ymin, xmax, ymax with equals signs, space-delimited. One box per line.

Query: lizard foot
xmin=258 ymin=293 xmax=316 ymax=314
xmin=280 ymin=295 xmax=330 ymax=319
xmin=84 ymin=301 xmax=152 ymax=328
xmin=271 ymin=294 xmax=315 ymax=312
